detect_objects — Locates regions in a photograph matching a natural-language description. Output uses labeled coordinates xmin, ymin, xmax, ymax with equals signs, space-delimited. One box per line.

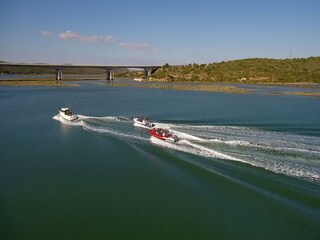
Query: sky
xmin=0 ymin=0 xmax=319 ymax=65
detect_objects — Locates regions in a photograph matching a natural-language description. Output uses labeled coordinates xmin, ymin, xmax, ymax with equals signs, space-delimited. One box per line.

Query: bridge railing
xmin=0 ymin=62 xmax=161 ymax=81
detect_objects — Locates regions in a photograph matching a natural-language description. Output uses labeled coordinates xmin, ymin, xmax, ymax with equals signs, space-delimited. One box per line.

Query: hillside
xmin=118 ymin=57 xmax=320 ymax=83
xmin=2 ymin=58 xmax=320 ymax=83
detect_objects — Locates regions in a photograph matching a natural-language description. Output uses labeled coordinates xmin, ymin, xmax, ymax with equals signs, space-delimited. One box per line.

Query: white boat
xmin=59 ymin=107 xmax=78 ymax=121
xmin=133 ymin=117 xmax=155 ymax=129
xmin=134 ymin=78 xmax=143 ymax=82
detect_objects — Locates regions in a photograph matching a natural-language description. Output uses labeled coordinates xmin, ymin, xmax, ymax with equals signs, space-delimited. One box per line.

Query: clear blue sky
xmin=0 ymin=0 xmax=319 ymax=65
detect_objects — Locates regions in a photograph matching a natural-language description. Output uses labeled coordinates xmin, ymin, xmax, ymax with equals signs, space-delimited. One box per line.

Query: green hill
xmin=2 ymin=57 xmax=320 ymax=83
xmin=153 ymin=57 xmax=320 ymax=83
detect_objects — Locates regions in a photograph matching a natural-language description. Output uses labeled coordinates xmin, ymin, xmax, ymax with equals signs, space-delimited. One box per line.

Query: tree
xmin=163 ymin=63 xmax=170 ymax=68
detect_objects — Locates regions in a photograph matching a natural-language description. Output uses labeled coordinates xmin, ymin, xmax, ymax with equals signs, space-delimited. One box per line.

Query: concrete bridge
xmin=0 ymin=62 xmax=161 ymax=81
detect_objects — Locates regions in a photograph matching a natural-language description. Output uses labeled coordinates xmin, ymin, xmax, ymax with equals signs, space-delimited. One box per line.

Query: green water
xmin=0 ymin=81 xmax=319 ymax=239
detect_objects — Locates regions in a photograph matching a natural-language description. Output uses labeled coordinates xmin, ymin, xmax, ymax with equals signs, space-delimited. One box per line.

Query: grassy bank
xmin=117 ymin=57 xmax=320 ymax=84
xmin=0 ymin=74 xmax=106 ymax=86
xmin=111 ymin=82 xmax=251 ymax=94
xmin=0 ymin=79 xmax=79 ymax=87
xmin=1 ymin=77 xmax=319 ymax=97
xmin=3 ymin=57 xmax=319 ymax=84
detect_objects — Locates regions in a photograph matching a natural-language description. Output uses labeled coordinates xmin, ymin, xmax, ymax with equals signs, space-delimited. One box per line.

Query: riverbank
xmin=111 ymin=81 xmax=251 ymax=94
xmin=1 ymin=77 xmax=319 ymax=97
xmin=115 ymin=57 xmax=320 ymax=84
xmin=271 ymin=91 xmax=320 ymax=97
xmin=0 ymin=74 xmax=105 ymax=86
xmin=0 ymin=79 xmax=79 ymax=87
xmin=112 ymin=81 xmax=320 ymax=97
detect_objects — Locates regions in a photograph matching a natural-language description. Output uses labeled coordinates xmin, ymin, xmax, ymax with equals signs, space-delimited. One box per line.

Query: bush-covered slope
xmin=153 ymin=57 xmax=320 ymax=83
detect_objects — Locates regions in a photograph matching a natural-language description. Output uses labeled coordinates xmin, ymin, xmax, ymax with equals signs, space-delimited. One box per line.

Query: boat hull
xmin=149 ymin=129 xmax=178 ymax=142
xmin=133 ymin=118 xmax=155 ymax=129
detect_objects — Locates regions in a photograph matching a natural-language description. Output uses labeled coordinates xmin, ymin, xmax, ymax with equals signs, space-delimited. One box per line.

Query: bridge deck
xmin=0 ymin=62 xmax=161 ymax=69
xmin=0 ymin=62 xmax=161 ymax=81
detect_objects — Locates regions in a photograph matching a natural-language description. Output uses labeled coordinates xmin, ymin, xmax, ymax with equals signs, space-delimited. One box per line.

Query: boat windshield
xmin=63 ymin=109 xmax=73 ymax=116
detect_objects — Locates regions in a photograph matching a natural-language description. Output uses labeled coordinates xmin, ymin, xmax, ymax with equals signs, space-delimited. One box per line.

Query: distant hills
xmin=2 ymin=57 xmax=320 ymax=83
xmin=151 ymin=57 xmax=320 ymax=83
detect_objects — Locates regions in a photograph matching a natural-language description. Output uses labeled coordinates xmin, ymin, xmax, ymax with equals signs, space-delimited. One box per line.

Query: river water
xmin=1 ymin=80 xmax=319 ymax=239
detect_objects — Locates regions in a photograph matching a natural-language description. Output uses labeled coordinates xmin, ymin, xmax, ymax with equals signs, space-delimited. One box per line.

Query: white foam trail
xmin=159 ymin=122 xmax=320 ymax=154
xmin=179 ymin=139 xmax=243 ymax=161
xmin=225 ymin=140 xmax=252 ymax=146
xmin=150 ymin=124 xmax=320 ymax=183
xmin=155 ymin=123 xmax=254 ymax=147
xmin=150 ymin=136 xmax=241 ymax=162
xmin=240 ymin=154 xmax=320 ymax=182
xmin=54 ymin=114 xmax=146 ymax=142
xmin=77 ymin=115 xmax=130 ymax=122
xmin=172 ymin=131 xmax=204 ymax=141
xmin=82 ymin=121 xmax=148 ymax=142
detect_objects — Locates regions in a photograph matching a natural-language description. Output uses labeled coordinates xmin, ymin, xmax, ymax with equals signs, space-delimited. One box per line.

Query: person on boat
xmin=66 ymin=109 xmax=72 ymax=116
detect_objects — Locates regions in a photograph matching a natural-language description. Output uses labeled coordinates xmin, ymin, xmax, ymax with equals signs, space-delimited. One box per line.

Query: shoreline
xmin=1 ymin=78 xmax=319 ymax=97
xmin=0 ymin=79 xmax=80 ymax=87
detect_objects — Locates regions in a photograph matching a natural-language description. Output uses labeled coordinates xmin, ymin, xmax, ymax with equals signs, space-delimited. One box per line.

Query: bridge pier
xmin=55 ymin=68 xmax=63 ymax=81
xmin=106 ymin=69 xmax=114 ymax=81
xmin=144 ymin=68 xmax=152 ymax=79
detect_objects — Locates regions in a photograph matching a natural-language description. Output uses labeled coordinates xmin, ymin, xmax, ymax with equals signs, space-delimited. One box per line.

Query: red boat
xmin=149 ymin=128 xmax=179 ymax=142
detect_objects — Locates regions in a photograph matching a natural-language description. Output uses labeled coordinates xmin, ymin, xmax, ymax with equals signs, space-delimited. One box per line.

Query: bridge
xmin=0 ymin=62 xmax=161 ymax=81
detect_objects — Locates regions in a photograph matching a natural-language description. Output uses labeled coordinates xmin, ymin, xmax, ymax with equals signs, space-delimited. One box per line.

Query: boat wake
xmin=151 ymin=136 xmax=241 ymax=162
xmin=53 ymin=114 xmax=320 ymax=183
xmin=155 ymin=122 xmax=320 ymax=183
xmin=53 ymin=114 xmax=148 ymax=143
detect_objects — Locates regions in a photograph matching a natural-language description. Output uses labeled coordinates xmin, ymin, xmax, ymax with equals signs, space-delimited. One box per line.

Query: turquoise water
xmin=1 ymin=81 xmax=320 ymax=239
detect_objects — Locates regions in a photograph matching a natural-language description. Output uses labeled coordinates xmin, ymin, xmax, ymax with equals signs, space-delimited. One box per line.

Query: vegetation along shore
xmin=1 ymin=57 xmax=319 ymax=96
xmin=117 ymin=57 xmax=320 ymax=84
